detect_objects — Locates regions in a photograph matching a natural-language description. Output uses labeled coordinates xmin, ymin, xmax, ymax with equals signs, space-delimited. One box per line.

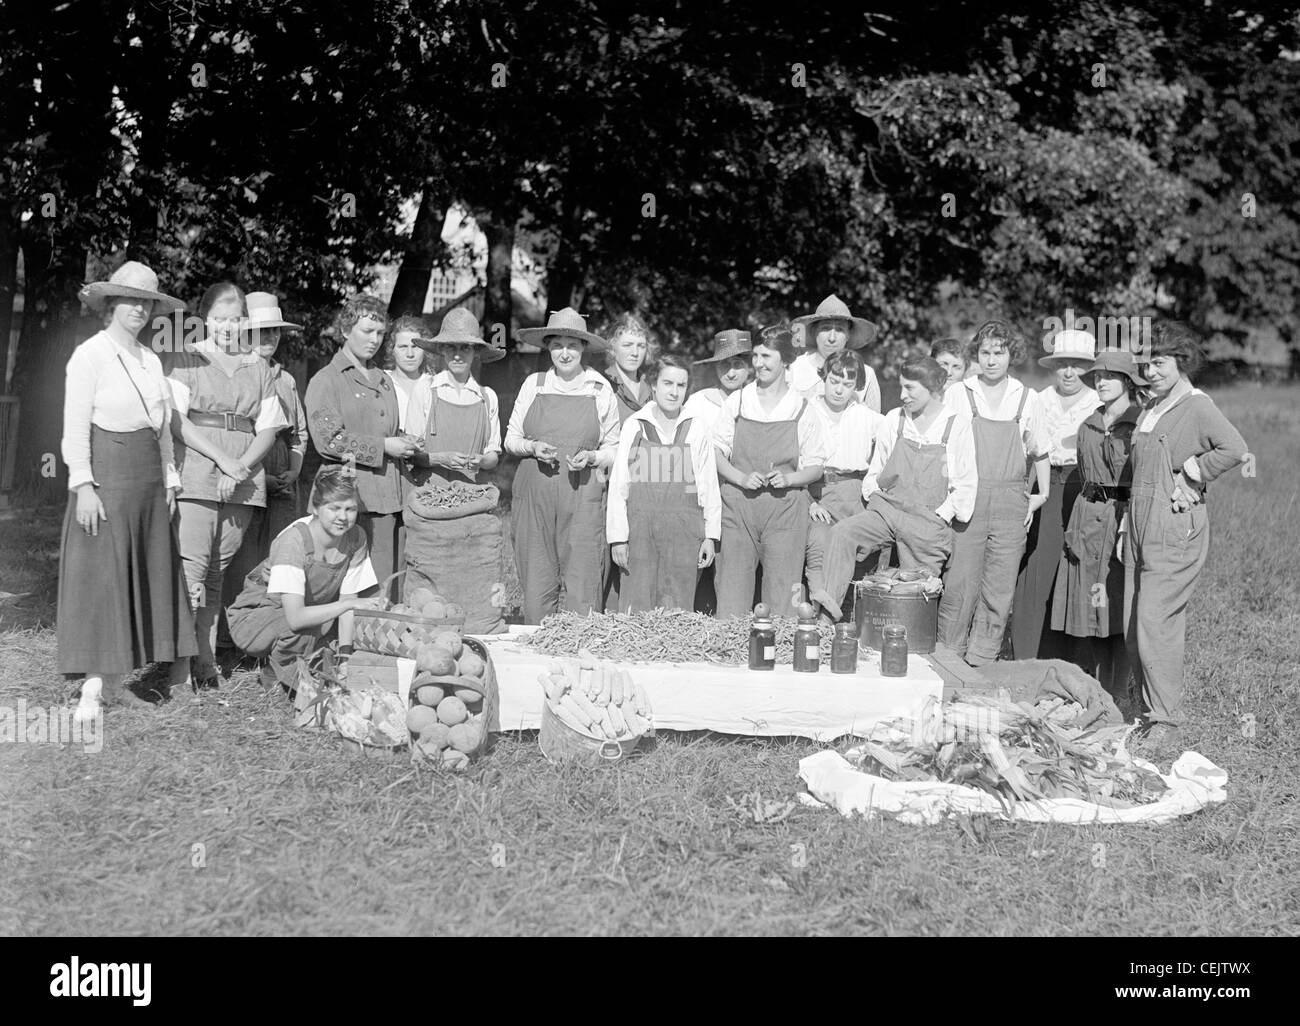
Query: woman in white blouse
xmin=1011 ymin=329 xmax=1098 ymax=659
xmin=60 ymin=262 xmax=198 ymax=722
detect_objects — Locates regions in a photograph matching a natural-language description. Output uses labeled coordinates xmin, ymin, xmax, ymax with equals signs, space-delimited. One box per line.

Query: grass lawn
xmin=1 ymin=384 xmax=1297 ymax=936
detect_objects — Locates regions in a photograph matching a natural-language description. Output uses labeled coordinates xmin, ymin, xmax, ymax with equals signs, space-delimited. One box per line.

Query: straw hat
xmin=695 ymin=329 xmax=753 ymax=364
xmin=78 ymin=261 xmax=183 ymax=314
xmin=416 ymin=307 xmax=505 ymax=363
xmin=241 ymin=291 xmax=302 ymax=332
xmin=515 ymin=308 xmax=609 ymax=353
xmin=792 ymin=295 xmax=877 ymax=350
xmin=1039 ymin=328 xmax=1097 ymax=367
xmin=1083 ymin=349 xmax=1143 ymax=386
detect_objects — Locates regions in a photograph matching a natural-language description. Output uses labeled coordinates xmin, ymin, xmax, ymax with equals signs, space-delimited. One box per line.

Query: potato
xmin=419 ymin=722 xmax=451 ymax=750
xmin=420 ymin=600 xmax=447 ymax=620
xmin=453 ymin=687 xmax=483 ymax=710
xmin=441 ymin=748 xmax=469 ymax=772
xmin=416 ymin=685 xmax=445 ymax=708
xmin=457 ymin=650 xmax=485 ymax=679
xmin=443 ymin=602 xmax=465 ymax=620
xmin=406 ymin=706 xmax=438 ymax=736
xmin=408 ymin=587 xmax=436 ymax=609
xmin=436 ymin=696 xmax=468 ymax=725
xmin=448 ymin=722 xmax=481 ymax=754
xmin=431 ymin=630 xmax=463 ymax=659
xmin=416 ymin=647 xmax=457 ymax=676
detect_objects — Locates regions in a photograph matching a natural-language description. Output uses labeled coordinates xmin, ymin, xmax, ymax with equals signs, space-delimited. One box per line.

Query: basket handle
xmin=598 ymin=740 xmax=624 ymax=761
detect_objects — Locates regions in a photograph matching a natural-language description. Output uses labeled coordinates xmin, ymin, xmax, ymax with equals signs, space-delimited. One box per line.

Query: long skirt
xmin=1011 ymin=464 xmax=1080 ymax=659
xmin=57 ymin=426 xmax=197 ymax=676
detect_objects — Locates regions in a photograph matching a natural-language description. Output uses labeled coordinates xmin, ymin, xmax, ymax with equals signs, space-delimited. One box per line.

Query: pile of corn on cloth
xmin=798 ymin=659 xmax=1228 ymax=825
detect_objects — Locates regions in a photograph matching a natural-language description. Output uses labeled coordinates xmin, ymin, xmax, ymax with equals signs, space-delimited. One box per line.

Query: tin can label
xmin=763 ymin=646 xmax=775 ymax=660
xmin=805 ymin=645 xmax=819 ymax=660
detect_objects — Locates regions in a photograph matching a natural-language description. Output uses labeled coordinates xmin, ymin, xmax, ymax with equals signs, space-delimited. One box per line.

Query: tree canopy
xmin=4 ymin=0 xmax=1298 ymax=489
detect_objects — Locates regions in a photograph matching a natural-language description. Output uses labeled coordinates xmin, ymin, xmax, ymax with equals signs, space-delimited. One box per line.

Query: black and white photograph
xmin=0 ymin=0 xmax=1294 ymax=963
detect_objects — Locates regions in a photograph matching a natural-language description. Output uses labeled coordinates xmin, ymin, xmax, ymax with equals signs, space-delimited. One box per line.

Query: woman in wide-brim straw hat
xmin=406 ymin=307 xmax=504 ymax=489
xmin=167 ymin=282 xmax=289 ymax=688
xmin=219 ymin=292 xmax=310 ymax=643
xmin=61 ymin=261 xmax=197 ymax=722
xmin=789 ymin=295 xmax=882 ymax=411
xmin=504 ymin=308 xmax=621 ymax=622
xmin=1050 ymin=348 xmax=1142 ymax=703
xmin=1012 ymin=328 xmax=1099 ymax=660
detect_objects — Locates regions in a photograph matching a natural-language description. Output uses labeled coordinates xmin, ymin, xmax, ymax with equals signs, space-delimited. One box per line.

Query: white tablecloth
xmin=471 ymin=628 xmax=944 ymax=741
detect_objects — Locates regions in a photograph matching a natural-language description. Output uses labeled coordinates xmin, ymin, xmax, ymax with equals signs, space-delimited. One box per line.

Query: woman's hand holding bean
xmin=531 ymin=440 xmax=559 ymax=466
xmin=384 ymin=436 xmax=417 ymax=460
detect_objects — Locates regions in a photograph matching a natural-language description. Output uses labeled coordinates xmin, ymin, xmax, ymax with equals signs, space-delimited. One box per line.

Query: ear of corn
xmin=535 ymin=652 xmax=653 ymax=742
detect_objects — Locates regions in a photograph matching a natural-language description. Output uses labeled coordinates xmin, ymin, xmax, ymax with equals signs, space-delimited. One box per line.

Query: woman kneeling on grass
xmin=226 ymin=467 xmax=383 ymax=690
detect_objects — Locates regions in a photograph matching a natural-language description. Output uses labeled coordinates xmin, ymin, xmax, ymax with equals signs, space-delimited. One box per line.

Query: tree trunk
xmin=479 ymin=206 xmax=515 ymax=348
xmin=12 ymin=232 xmax=91 ymax=497
xmin=389 ymin=184 xmax=445 ymax=318
xmin=0 ymin=211 xmax=19 ymax=391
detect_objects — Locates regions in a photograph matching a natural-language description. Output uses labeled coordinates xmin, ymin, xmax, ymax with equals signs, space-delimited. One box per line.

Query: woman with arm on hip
xmin=1124 ymin=322 xmax=1248 ymax=756
xmin=305 ymin=295 xmax=416 ymax=598
xmin=168 ymin=282 xmax=288 ymax=689
xmin=937 ymin=320 xmax=1051 ymax=666
xmin=505 ymin=308 xmax=621 ymax=622
xmin=61 ymin=262 xmax=197 ymax=721
xmin=1011 ymin=329 xmax=1099 ymax=659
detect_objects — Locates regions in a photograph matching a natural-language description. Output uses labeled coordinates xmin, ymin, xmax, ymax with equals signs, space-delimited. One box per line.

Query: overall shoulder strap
xmin=294 ymin=521 xmax=316 ymax=559
xmin=940 ymin=414 xmax=955 ymax=444
xmin=965 ymin=386 xmax=979 ymax=417
xmin=895 ymin=411 xmax=907 ymax=442
xmin=1014 ymin=386 xmax=1029 ymax=421
xmin=674 ymin=417 xmax=693 ymax=445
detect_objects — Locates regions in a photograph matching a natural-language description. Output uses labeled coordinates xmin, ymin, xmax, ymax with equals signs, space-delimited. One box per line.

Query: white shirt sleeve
xmin=61 ymin=344 xmax=99 ymax=491
xmin=504 ymin=373 xmax=540 ymax=456
xmin=692 ymin=421 xmax=722 ymax=540
xmin=861 ymin=365 xmax=881 ymax=413
xmin=940 ymin=415 xmax=979 ymax=524
xmin=605 ymin=416 xmax=641 ymax=545
xmin=712 ymin=390 xmax=742 ymax=461
xmin=342 ymin=555 xmax=378 ymax=595
xmin=483 ymin=386 xmax=502 ymax=455
xmin=863 ymin=409 xmax=899 ymax=500
xmin=592 ymin=377 xmax=622 ymax=468
xmin=254 ymin=393 xmax=290 ymax=433
xmin=795 ymin=399 xmax=830 ymax=470
xmin=1020 ymin=387 xmax=1051 ymax=461
xmin=266 ymin=564 xmax=307 ymax=596
xmin=405 ymin=377 xmax=432 ymax=441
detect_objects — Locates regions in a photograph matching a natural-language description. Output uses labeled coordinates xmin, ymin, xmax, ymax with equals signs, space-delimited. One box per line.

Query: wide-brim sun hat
xmin=78 ymin=260 xmax=184 ymax=314
xmin=241 ymin=291 xmax=302 ymax=332
xmin=415 ymin=307 xmax=506 ymax=363
xmin=515 ymin=307 xmax=609 ymax=353
xmin=792 ymin=294 xmax=878 ymax=350
xmin=1083 ymin=348 xmax=1144 ymax=386
xmin=1040 ymin=328 xmax=1097 ymax=367
xmin=696 ymin=329 xmax=753 ymax=364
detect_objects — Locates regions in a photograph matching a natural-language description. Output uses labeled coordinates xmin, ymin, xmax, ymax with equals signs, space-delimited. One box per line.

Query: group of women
xmin=58 ymin=263 xmax=1248 ymax=756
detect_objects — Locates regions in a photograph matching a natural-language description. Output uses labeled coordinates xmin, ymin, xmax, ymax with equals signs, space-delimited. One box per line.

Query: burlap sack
xmin=403 ymin=512 xmax=506 ymax=634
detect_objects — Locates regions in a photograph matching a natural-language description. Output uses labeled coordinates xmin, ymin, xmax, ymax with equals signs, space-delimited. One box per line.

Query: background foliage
xmin=3 ymin=0 xmax=1297 ymax=487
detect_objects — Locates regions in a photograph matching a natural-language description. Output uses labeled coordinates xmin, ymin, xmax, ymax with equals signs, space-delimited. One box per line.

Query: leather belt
xmin=1082 ymin=484 xmax=1129 ymax=502
xmin=823 ymin=469 xmax=866 ymax=484
xmin=188 ymin=410 xmax=255 ymax=433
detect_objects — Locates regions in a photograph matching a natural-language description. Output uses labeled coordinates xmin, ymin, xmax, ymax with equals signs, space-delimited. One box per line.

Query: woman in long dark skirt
xmin=60 ymin=262 xmax=198 ymax=721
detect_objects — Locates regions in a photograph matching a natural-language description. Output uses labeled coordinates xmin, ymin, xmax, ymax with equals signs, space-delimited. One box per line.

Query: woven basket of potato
xmin=404 ymin=634 xmax=499 ymax=772
xmin=352 ymin=574 xmax=467 ymax=658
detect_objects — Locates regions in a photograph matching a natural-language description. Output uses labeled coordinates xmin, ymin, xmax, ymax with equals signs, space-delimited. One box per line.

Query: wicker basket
xmin=538 ymin=700 xmax=644 ymax=766
xmin=406 ymin=636 xmax=499 ymax=762
xmin=352 ymin=570 xmax=466 ymax=658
